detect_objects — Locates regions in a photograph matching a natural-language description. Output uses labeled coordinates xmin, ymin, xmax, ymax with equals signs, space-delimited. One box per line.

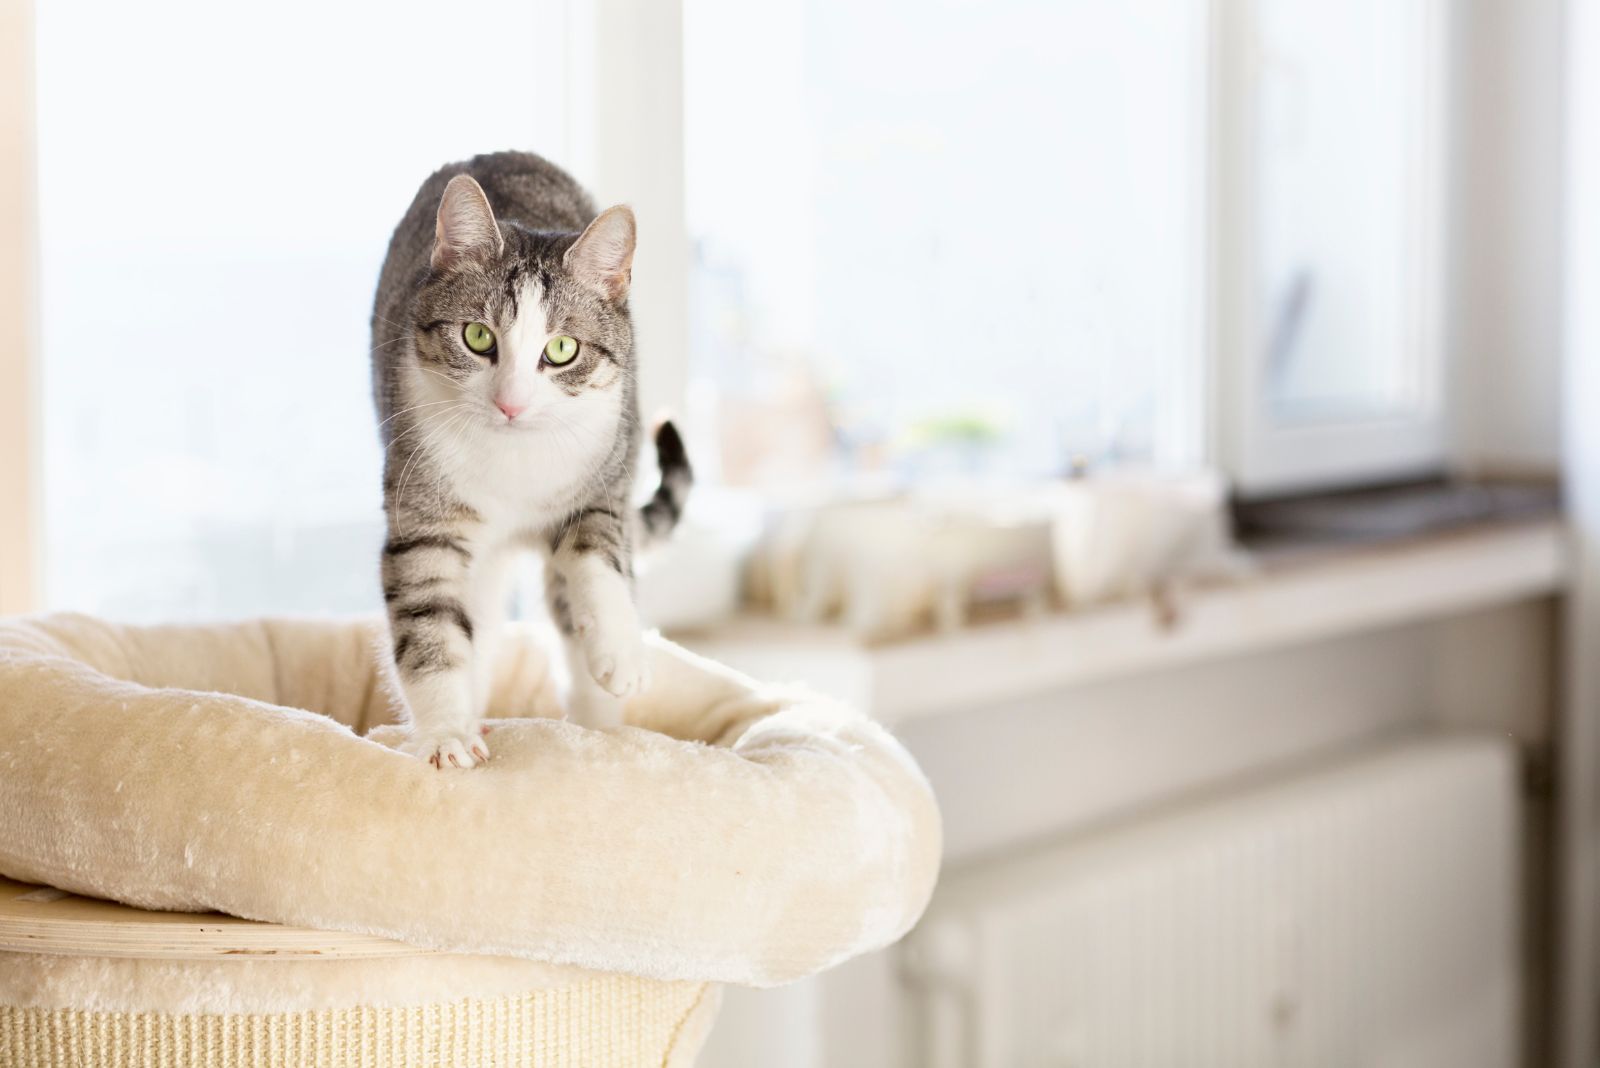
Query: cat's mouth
xmin=494 ymin=408 xmax=551 ymax=432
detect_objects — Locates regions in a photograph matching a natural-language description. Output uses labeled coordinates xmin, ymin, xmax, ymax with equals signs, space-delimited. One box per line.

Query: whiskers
xmin=377 ymin=397 xmax=462 ymax=432
xmin=416 ymin=365 xmax=473 ymax=391
xmin=368 ymin=334 xmax=413 ymax=356
xmin=381 ymin=377 xmax=625 ymax=545
xmin=386 ymin=402 xmax=476 ymax=536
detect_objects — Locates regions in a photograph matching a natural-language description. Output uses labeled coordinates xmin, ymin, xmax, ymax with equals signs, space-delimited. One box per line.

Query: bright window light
xmin=35 ymin=0 xmax=579 ymax=619
xmin=684 ymin=0 xmax=1207 ymax=487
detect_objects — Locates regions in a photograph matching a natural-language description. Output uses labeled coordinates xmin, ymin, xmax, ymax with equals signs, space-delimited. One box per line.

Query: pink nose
xmin=496 ymin=398 xmax=526 ymax=421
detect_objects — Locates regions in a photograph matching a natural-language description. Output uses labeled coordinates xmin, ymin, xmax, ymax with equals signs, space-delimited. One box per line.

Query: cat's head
xmin=407 ymin=174 xmax=635 ymax=430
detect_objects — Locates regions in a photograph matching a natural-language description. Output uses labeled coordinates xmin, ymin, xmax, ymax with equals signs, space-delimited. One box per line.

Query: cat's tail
xmin=639 ymin=417 xmax=693 ymax=547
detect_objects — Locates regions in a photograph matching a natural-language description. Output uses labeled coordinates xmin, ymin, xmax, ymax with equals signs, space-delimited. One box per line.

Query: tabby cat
xmin=371 ymin=151 xmax=690 ymax=769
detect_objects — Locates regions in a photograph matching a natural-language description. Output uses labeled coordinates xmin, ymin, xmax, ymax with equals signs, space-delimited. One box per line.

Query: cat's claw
xmin=403 ymin=727 xmax=489 ymax=769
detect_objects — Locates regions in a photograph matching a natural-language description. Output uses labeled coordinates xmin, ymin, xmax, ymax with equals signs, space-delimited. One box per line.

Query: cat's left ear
xmin=565 ymin=206 xmax=636 ymax=300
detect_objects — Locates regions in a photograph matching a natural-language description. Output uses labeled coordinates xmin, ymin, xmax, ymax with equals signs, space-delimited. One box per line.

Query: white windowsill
xmin=674 ymin=519 xmax=1569 ymax=726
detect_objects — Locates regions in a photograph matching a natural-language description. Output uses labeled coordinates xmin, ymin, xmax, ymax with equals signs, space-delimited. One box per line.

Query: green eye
xmin=463 ymin=322 xmax=496 ymax=355
xmin=544 ymin=335 xmax=580 ymax=365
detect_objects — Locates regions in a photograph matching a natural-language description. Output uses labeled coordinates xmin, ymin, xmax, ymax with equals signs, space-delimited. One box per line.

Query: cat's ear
xmin=431 ymin=174 xmax=503 ymax=270
xmin=564 ymin=205 xmax=636 ymax=300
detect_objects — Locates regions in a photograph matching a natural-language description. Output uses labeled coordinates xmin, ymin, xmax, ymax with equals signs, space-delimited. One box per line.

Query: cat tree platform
xmin=0 ymin=614 xmax=941 ymax=1067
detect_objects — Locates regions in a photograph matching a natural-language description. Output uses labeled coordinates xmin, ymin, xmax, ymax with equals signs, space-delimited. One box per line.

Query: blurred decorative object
xmin=902 ymin=410 xmax=1009 ymax=480
xmin=745 ymin=471 xmax=1248 ymax=640
xmin=1046 ymin=468 xmax=1248 ymax=609
xmin=748 ymin=498 xmax=937 ymax=640
xmin=746 ymin=493 xmax=1055 ymax=641
xmin=711 ymin=367 xmax=839 ymax=488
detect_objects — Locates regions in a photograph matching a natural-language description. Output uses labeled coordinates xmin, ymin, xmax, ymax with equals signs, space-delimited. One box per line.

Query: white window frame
xmin=581 ymin=0 xmax=690 ymax=426
xmin=1210 ymin=0 xmax=1451 ymax=497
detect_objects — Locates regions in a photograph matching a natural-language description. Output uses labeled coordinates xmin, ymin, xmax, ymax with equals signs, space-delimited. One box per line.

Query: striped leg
xmin=383 ymin=529 xmax=489 ymax=769
xmin=547 ymin=511 xmax=648 ymax=728
xmin=544 ymin=565 xmax=617 ymax=727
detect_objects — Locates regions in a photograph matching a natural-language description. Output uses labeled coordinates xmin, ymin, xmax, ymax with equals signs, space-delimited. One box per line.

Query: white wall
xmin=904 ymin=623 xmax=1433 ymax=864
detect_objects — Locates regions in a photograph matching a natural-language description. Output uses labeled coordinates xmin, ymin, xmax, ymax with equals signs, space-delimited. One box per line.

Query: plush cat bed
xmin=0 ymin=613 xmax=941 ymax=1066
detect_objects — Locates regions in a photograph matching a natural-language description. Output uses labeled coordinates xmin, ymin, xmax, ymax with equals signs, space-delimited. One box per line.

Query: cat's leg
xmin=383 ymin=525 xmax=490 ymax=769
xmin=567 ymin=633 xmax=628 ymax=729
xmin=464 ymin=542 xmax=518 ymax=722
xmin=543 ymin=560 xmax=628 ymax=729
xmin=546 ymin=512 xmax=647 ymax=727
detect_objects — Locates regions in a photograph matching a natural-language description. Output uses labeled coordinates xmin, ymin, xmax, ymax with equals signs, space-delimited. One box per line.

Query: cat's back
xmin=436 ymin=151 xmax=596 ymax=234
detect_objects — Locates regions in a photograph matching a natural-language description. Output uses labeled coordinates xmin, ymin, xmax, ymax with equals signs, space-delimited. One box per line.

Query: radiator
xmin=903 ymin=734 xmax=1520 ymax=1068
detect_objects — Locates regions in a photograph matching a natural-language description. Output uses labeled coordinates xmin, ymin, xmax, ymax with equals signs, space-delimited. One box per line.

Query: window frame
xmin=586 ymin=0 xmax=690 ymax=427
xmin=1209 ymin=0 xmax=1452 ymax=497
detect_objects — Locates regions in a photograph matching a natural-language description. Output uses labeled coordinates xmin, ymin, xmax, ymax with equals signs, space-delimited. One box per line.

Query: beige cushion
xmin=0 ymin=614 xmax=941 ymax=987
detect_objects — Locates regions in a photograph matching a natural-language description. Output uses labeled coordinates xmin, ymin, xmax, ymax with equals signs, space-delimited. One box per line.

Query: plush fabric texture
xmin=0 ymin=613 xmax=941 ymax=988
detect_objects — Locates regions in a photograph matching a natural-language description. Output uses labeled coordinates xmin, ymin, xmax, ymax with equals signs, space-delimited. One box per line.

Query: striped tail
xmin=639 ymin=419 xmax=693 ymax=547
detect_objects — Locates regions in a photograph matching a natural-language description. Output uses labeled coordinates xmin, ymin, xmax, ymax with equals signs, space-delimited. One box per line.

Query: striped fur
xmin=371 ymin=152 xmax=691 ymax=768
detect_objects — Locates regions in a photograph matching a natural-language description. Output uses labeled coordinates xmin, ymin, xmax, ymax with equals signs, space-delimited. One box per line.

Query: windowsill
xmin=672 ymin=517 xmax=1569 ymax=726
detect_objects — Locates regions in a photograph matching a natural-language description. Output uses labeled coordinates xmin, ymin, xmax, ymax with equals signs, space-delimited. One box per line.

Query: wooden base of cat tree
xmin=0 ymin=877 xmax=414 ymax=959
xmin=0 ymin=877 xmax=718 ymax=1068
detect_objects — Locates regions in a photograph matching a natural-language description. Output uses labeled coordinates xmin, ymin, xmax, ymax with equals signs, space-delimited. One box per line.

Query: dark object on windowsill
xmin=1233 ymin=475 xmax=1562 ymax=556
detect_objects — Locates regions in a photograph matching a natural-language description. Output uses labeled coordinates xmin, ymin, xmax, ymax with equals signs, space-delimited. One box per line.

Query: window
xmin=684 ymin=0 xmax=1454 ymax=497
xmin=683 ymin=0 xmax=1209 ymax=489
xmin=35 ymin=0 xmax=586 ymax=619
xmin=1218 ymin=0 xmax=1448 ymax=494
xmin=28 ymin=0 xmax=1466 ymax=622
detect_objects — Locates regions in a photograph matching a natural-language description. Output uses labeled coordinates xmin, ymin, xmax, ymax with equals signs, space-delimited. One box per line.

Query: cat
xmin=370 ymin=151 xmax=691 ymax=769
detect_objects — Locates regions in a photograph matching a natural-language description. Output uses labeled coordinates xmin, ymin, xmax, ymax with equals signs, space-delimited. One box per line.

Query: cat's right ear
xmin=431 ymin=174 xmax=504 ymax=270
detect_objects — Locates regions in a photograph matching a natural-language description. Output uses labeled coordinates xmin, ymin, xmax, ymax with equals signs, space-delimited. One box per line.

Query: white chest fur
xmin=442 ymin=391 xmax=624 ymax=533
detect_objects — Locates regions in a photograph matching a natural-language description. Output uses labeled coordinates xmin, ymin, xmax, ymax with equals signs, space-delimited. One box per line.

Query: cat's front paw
xmin=584 ymin=631 xmax=651 ymax=699
xmin=402 ymin=726 xmax=490 ymax=769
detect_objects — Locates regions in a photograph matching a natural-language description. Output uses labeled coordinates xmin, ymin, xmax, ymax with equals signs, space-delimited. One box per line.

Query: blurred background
xmin=3 ymin=0 xmax=1600 ymax=1064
